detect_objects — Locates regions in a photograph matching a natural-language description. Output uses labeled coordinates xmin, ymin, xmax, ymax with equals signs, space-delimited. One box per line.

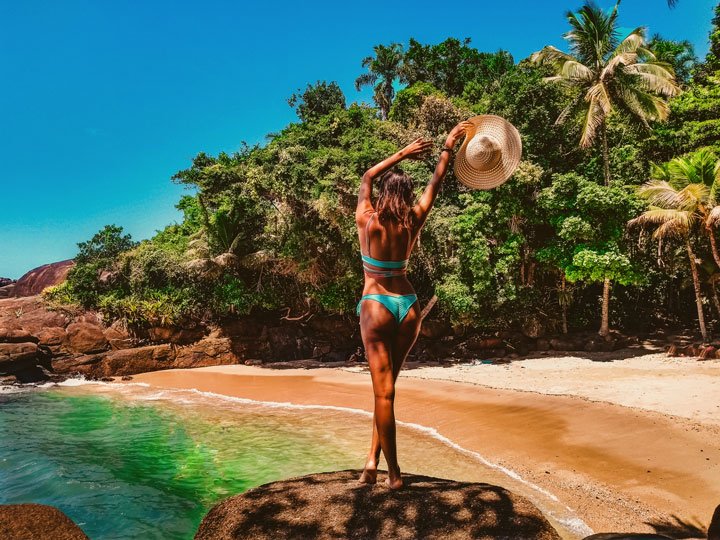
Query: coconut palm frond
xmin=650 ymin=162 xmax=673 ymax=181
xmin=354 ymin=72 xmax=376 ymax=92
xmin=637 ymin=180 xmax=685 ymax=208
xmin=677 ymin=183 xmax=711 ymax=209
xmin=623 ymin=63 xmax=680 ymax=97
xmin=652 ymin=217 xmax=689 ymax=240
xmin=579 ymin=96 xmax=606 ymax=148
xmin=530 ymin=46 xmax=576 ymax=67
xmin=612 ymin=27 xmax=647 ymax=56
xmin=629 ymin=207 xmax=689 ymax=228
xmin=603 ymin=52 xmax=639 ymax=79
xmin=561 ymin=60 xmax=594 ymax=81
xmin=620 ymin=85 xmax=670 ymax=123
xmin=707 ymin=206 xmax=720 ymax=227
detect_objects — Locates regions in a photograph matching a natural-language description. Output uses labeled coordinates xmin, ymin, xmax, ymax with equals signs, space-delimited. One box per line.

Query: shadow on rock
xmin=194 ymin=470 xmax=561 ymax=540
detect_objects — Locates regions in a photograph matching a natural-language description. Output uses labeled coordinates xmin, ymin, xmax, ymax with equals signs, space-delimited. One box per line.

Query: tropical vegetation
xmin=47 ymin=2 xmax=720 ymax=342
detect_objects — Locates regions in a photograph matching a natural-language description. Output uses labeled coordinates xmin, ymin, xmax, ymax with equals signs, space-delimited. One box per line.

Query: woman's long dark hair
xmin=376 ymin=169 xmax=415 ymax=229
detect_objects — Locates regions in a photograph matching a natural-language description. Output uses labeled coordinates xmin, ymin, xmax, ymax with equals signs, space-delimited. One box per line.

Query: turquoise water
xmin=0 ymin=381 xmax=589 ymax=539
xmin=0 ymin=384 xmax=365 ymax=539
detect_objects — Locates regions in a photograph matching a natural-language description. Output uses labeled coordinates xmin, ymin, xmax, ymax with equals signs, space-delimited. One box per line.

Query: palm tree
xmin=628 ymin=151 xmax=720 ymax=341
xmin=531 ymin=2 xmax=680 ymax=185
xmin=355 ymin=43 xmax=404 ymax=120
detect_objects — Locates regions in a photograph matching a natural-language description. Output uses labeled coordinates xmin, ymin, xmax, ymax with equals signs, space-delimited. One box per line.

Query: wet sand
xmin=133 ymin=362 xmax=720 ymax=536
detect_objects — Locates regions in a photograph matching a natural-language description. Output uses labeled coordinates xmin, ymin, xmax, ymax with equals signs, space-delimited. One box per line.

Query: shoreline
xmin=131 ymin=358 xmax=720 ymax=536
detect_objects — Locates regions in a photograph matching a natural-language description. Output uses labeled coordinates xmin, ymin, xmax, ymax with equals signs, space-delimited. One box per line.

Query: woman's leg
xmin=363 ymin=302 xmax=422 ymax=478
xmin=359 ymin=301 xmax=422 ymax=488
xmin=358 ymin=300 xmax=398 ymax=486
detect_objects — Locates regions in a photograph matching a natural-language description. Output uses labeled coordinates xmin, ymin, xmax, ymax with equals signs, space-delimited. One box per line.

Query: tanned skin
xmin=356 ymin=121 xmax=471 ymax=489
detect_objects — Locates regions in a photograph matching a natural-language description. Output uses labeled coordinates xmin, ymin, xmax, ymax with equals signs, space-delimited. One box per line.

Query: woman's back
xmin=361 ymin=212 xmax=414 ymax=264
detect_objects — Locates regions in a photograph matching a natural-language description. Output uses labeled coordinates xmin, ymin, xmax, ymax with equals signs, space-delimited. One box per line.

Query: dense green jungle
xmin=47 ymin=2 xmax=720 ymax=340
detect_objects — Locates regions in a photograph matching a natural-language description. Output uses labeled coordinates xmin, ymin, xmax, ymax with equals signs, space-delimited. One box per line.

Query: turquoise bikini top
xmin=361 ymin=212 xmax=410 ymax=277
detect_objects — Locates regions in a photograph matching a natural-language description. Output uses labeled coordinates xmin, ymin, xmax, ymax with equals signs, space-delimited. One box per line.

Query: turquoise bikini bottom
xmin=356 ymin=294 xmax=418 ymax=324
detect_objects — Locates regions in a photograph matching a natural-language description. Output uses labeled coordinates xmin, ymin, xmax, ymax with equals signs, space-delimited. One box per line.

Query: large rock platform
xmin=194 ymin=470 xmax=562 ymax=540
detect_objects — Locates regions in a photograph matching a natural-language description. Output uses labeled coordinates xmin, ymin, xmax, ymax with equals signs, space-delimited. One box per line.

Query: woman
xmin=356 ymin=121 xmax=471 ymax=489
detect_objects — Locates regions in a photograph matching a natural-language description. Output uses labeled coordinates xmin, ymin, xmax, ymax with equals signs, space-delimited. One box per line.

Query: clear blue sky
xmin=0 ymin=0 xmax=715 ymax=279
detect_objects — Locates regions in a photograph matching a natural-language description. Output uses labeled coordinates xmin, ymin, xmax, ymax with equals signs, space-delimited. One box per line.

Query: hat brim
xmin=454 ymin=115 xmax=522 ymax=190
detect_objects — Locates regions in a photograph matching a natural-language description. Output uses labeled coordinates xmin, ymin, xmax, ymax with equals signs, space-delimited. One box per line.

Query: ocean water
xmin=0 ymin=381 xmax=592 ymax=539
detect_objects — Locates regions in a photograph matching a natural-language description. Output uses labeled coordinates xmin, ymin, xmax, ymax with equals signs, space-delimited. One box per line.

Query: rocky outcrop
xmin=194 ymin=470 xmax=561 ymax=540
xmin=10 ymin=260 xmax=74 ymax=297
xmin=65 ymin=322 xmax=109 ymax=354
xmin=0 ymin=504 xmax=89 ymax=540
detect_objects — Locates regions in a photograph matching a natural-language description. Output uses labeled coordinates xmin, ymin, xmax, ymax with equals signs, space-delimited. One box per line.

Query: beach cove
xmin=132 ymin=356 xmax=720 ymax=537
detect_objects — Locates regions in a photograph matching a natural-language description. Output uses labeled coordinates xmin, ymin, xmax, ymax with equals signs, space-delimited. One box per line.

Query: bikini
xmin=356 ymin=212 xmax=418 ymax=324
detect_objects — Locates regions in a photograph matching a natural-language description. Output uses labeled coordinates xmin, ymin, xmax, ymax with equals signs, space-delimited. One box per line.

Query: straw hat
xmin=454 ymin=115 xmax=522 ymax=190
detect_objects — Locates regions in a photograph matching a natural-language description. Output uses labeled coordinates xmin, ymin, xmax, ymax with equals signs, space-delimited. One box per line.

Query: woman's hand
xmin=401 ymin=138 xmax=433 ymax=160
xmin=445 ymin=121 xmax=473 ymax=148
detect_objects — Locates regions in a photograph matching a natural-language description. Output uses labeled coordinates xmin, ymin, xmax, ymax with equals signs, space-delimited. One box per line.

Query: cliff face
xmin=194 ymin=470 xmax=562 ymax=540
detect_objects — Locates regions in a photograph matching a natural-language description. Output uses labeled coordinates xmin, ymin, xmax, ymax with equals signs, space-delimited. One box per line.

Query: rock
xmin=194 ymin=470 xmax=561 ymax=540
xmin=0 ymin=328 xmax=39 ymax=343
xmin=0 ymin=296 xmax=70 ymax=334
xmin=11 ymin=260 xmax=75 ymax=297
xmin=536 ymin=338 xmax=550 ymax=351
xmin=0 ymin=277 xmax=14 ymax=288
xmin=0 ymin=375 xmax=18 ymax=385
xmin=174 ymin=337 xmax=238 ymax=368
xmin=265 ymin=326 xmax=303 ymax=360
xmin=0 ymin=342 xmax=39 ymax=372
xmin=307 ymin=316 xmax=354 ymax=336
xmin=148 ymin=325 xmax=205 ymax=345
xmin=465 ymin=336 xmax=504 ymax=351
xmin=0 ymin=503 xmax=89 ymax=540
xmin=699 ymin=346 xmax=717 ymax=360
xmin=220 ymin=318 xmax=264 ymax=338
xmin=550 ymin=338 xmax=584 ymax=352
xmin=65 ymin=322 xmax=108 ymax=354
xmin=51 ymin=353 xmax=105 ymax=374
xmin=35 ymin=326 xmax=66 ymax=348
xmin=101 ymin=345 xmax=176 ymax=376
xmin=419 ymin=319 xmax=450 ymax=339
xmin=121 ymin=375 xmax=133 ymax=380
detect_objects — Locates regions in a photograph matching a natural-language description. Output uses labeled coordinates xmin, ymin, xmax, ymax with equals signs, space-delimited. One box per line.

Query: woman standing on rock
xmin=356 ymin=121 xmax=470 ymax=489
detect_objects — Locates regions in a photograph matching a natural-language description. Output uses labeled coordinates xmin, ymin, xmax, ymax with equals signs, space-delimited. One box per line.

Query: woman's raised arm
xmin=356 ymin=138 xmax=433 ymax=220
xmin=412 ymin=121 xmax=472 ymax=227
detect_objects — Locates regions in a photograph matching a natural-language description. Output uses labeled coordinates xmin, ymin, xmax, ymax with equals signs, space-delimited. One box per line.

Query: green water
xmin=0 ymin=381 xmax=588 ymax=539
xmin=0 ymin=385 xmax=364 ymax=539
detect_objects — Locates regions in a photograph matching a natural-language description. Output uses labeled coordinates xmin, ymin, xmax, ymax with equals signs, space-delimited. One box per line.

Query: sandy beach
xmin=132 ymin=353 xmax=720 ymax=537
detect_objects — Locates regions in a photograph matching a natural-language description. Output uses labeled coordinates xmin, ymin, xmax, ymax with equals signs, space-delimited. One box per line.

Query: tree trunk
xmin=712 ymin=278 xmax=720 ymax=320
xmin=561 ymin=276 xmax=568 ymax=335
xmin=686 ymin=241 xmax=709 ymax=342
xmin=601 ymin=121 xmax=611 ymax=186
xmin=707 ymin=224 xmax=720 ymax=268
xmin=599 ymin=277 xmax=611 ymax=337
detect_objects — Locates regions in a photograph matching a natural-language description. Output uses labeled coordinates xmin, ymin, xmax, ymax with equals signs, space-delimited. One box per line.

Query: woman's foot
xmin=385 ymin=469 xmax=403 ymax=490
xmin=358 ymin=459 xmax=378 ymax=484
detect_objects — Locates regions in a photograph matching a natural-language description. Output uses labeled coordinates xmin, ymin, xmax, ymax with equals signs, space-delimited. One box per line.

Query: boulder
xmin=100 ymin=345 xmax=176 ymax=376
xmin=104 ymin=321 xmax=137 ymax=350
xmin=174 ymin=337 xmax=238 ymax=368
xmin=65 ymin=322 xmax=108 ymax=354
xmin=0 ymin=504 xmax=89 ymax=540
xmin=148 ymin=325 xmax=204 ymax=345
xmin=0 ymin=342 xmax=39 ymax=373
xmin=220 ymin=318 xmax=264 ymax=338
xmin=465 ymin=336 xmax=504 ymax=352
xmin=11 ymin=260 xmax=74 ymax=297
xmin=35 ymin=327 xmax=67 ymax=354
xmin=194 ymin=470 xmax=562 ymax=540
xmin=0 ymin=296 xmax=70 ymax=334
xmin=0 ymin=328 xmax=39 ymax=344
